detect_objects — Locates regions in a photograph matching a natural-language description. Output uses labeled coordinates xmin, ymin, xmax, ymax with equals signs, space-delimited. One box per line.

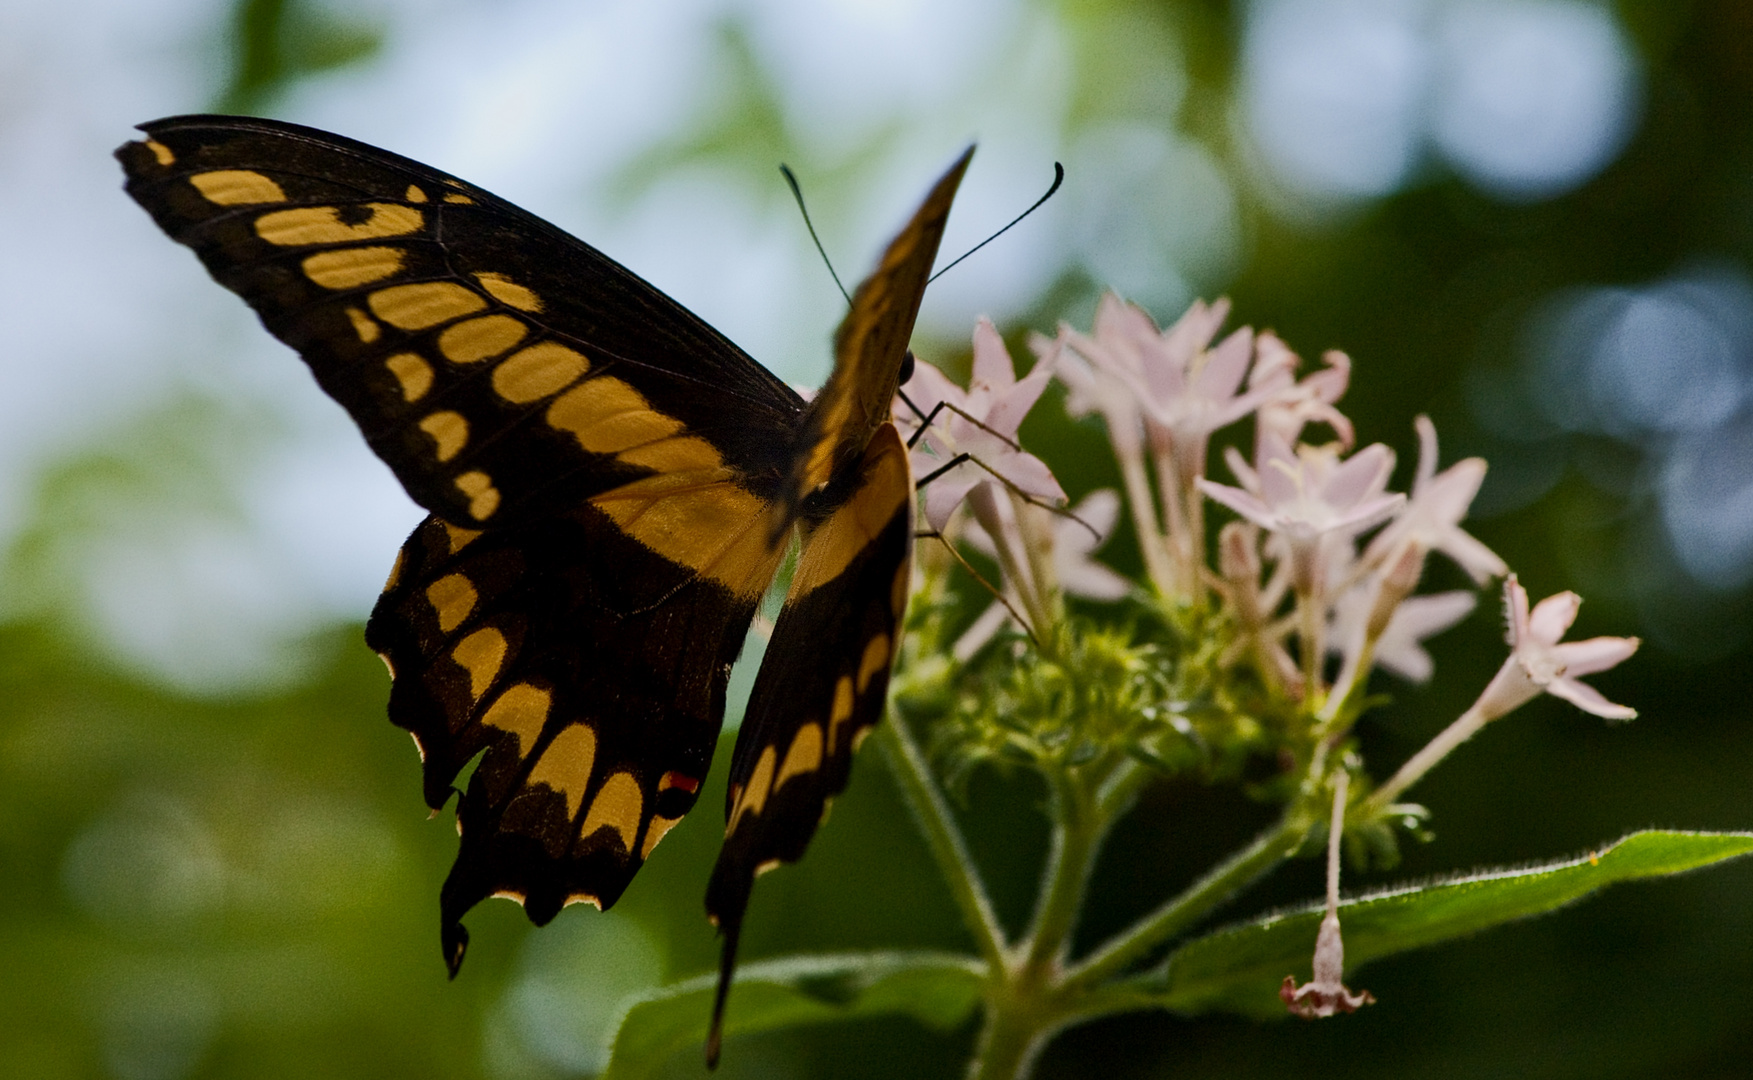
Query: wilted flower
xmin=1282 ymin=772 xmax=1374 ymax=1018
xmin=898 ymin=318 xmax=1064 ymax=532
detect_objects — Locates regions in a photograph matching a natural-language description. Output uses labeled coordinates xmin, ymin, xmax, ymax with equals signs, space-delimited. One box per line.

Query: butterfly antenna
xmin=927 ymin=161 xmax=1064 ymax=285
xmin=779 ymin=164 xmax=852 ymax=306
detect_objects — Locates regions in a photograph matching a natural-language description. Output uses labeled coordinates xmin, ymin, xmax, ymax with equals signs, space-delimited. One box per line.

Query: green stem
xmin=877 ymin=715 xmax=1009 ymax=971
xmin=1362 ymin=703 xmax=1488 ymax=814
xmin=1020 ymin=772 xmax=1101 ymax=971
xmin=1062 ymin=811 xmax=1310 ymax=991
xmin=966 ymin=993 xmax=1057 ymax=1080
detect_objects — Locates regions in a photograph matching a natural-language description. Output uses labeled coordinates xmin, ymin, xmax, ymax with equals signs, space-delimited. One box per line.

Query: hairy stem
xmin=878 ymin=716 xmax=1009 ymax=971
xmin=1364 ymin=703 xmax=1488 ymax=813
xmin=1021 ymin=772 xmax=1102 ymax=972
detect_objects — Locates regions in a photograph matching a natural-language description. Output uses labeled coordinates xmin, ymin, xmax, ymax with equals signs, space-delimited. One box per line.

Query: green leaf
xmin=1148 ymin=830 xmax=1753 ymax=1019
xmin=602 ymin=951 xmax=986 ymax=1079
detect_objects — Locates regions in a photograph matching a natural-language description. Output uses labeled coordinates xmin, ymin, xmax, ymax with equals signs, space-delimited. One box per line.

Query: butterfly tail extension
xmin=771 ymin=146 xmax=972 ymax=543
xmin=704 ymin=424 xmax=915 ymax=1057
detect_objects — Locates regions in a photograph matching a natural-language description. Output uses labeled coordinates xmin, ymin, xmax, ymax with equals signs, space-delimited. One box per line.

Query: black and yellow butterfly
xmin=117 ymin=115 xmax=968 ymax=1061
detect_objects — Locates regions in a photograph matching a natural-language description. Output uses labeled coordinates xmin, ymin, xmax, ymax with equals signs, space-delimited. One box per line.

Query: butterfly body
xmin=117 ymin=116 xmax=969 ymax=1058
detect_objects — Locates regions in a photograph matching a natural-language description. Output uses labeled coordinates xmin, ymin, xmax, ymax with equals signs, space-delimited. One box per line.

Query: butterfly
xmin=117 ymin=115 xmax=969 ymax=1063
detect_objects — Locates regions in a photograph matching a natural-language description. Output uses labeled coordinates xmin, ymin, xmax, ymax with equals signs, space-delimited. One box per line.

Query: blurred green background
xmin=2 ymin=0 xmax=1750 ymax=1077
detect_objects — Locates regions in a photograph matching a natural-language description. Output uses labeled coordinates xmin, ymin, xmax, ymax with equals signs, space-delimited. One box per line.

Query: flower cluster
xmin=900 ymin=292 xmax=1641 ymax=1018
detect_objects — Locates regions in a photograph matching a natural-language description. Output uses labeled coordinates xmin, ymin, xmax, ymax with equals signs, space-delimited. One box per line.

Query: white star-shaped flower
xmin=1476 ymin=575 xmax=1642 ymax=721
xmin=898 ymin=318 xmax=1065 ymax=532
xmin=1364 ymin=416 xmax=1505 ymax=585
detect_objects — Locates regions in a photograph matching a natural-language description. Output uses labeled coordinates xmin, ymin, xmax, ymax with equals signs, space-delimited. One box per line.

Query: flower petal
xmin=1551 ymin=634 xmax=1641 ymax=677
xmin=1546 ymin=675 xmax=1637 ymax=720
xmin=1527 ymin=590 xmax=1582 ymax=644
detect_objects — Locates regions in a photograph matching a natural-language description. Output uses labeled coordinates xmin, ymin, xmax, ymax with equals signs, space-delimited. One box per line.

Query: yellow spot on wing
xmin=527 ymin=724 xmax=597 ymax=818
xmin=728 ymin=745 xmax=778 ymax=835
xmin=302 ymin=246 xmax=404 ymax=289
xmin=441 ymin=522 xmax=481 ymax=552
xmin=828 ymin=675 xmax=855 ymax=753
xmin=419 ymin=411 xmax=469 ymax=462
xmin=641 ymin=815 xmax=681 ymax=859
xmin=438 ymin=314 xmax=528 ymax=363
xmin=480 ymin=683 xmax=551 ymax=754
xmin=385 ymin=353 xmax=433 ymax=401
xmin=592 ymin=476 xmax=781 ymax=599
xmin=144 ymin=139 xmax=175 ymax=166
xmin=547 ymin=377 xmax=683 ymax=454
xmin=493 ymin=342 xmax=589 ymax=403
xmin=857 ymin=633 xmax=892 ymax=693
xmin=255 ymin=203 xmax=423 ymax=245
xmin=475 ymin=272 xmax=544 ymax=313
xmin=369 ymin=281 xmax=486 ymax=330
xmin=455 ymin=471 xmax=500 ymax=521
xmin=405 ymin=184 xmax=428 ymax=203
xmin=451 ymin=626 xmax=507 ymax=700
xmin=791 ymin=423 xmax=910 ymax=596
xmin=617 ymin=436 xmax=723 ymax=474
xmin=190 ymin=169 xmax=286 ymax=205
xmin=776 ymin=723 xmax=824 ymax=790
xmin=424 ymin=572 xmax=477 ymax=632
xmin=564 ymin=893 xmax=602 ymax=910
xmin=579 ymin=771 xmax=643 ymax=852
xmin=345 ymin=306 xmax=380 ymax=343
xmin=444 ymin=193 xmax=474 ymax=204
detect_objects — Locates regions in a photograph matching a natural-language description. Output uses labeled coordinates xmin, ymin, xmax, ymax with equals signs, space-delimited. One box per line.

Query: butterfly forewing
xmin=701 ymin=149 xmax=969 ymax=1062
xmin=117 ymin=115 xmax=803 ymax=529
xmin=774 ymin=147 xmax=971 ymax=533
xmin=703 ymin=424 xmax=915 ymax=1055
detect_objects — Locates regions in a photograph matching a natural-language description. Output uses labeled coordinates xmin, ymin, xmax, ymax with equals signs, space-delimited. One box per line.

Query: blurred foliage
xmin=217 ymin=0 xmax=382 ymax=115
xmin=5 ymin=0 xmax=1753 ymax=1078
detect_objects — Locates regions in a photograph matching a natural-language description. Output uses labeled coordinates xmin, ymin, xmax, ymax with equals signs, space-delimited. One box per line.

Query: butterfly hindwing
xmin=117 ymin=115 xmax=804 ymax=530
xmin=367 ymin=502 xmax=781 ymax=973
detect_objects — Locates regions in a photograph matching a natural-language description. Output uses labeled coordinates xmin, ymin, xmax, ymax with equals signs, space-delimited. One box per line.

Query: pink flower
xmin=1330 ymin=588 xmax=1478 ymax=683
xmin=1251 ymin=336 xmax=1354 ymax=450
xmin=898 ymin=318 xmax=1064 ymax=531
xmin=1199 ymin=436 xmax=1404 ymax=592
xmin=1059 ymin=293 xmax=1271 ymax=448
xmin=1364 ymin=416 xmax=1505 ymax=585
xmin=954 ymin=490 xmax=1131 ymax=659
xmin=1475 ymin=575 xmax=1641 ymax=722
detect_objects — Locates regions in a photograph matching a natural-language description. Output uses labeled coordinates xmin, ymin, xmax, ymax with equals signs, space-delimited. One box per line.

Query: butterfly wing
xmin=771 ymin=147 xmax=972 ymax=534
xmin=703 ymin=424 xmax=914 ymax=1063
xmin=118 ymin=115 xmax=800 ymax=969
xmin=702 ymin=148 xmax=970 ymax=1063
xmin=118 ymin=115 xmax=803 ymax=527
